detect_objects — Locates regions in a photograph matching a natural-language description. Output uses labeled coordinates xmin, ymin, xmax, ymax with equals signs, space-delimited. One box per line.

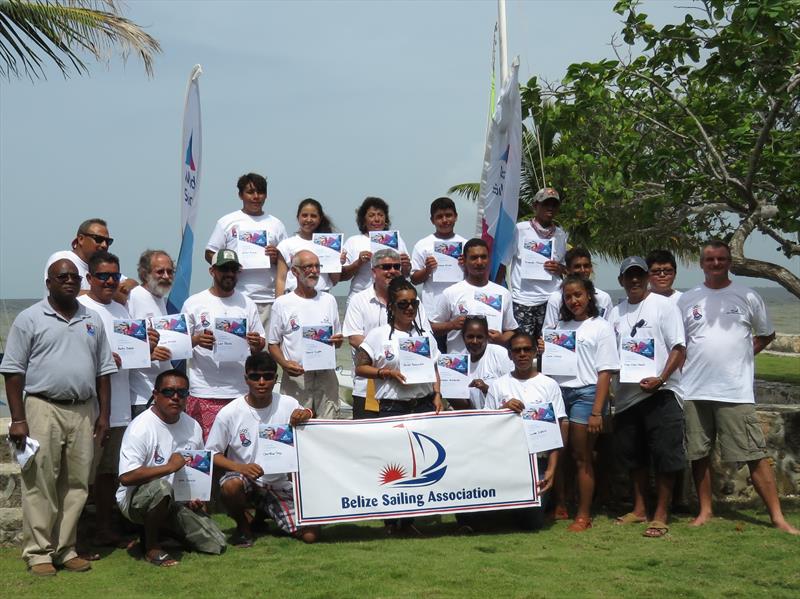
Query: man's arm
xmin=212 ymin=452 xmax=263 ymax=481
xmin=754 ymin=332 xmax=775 ymax=355
xmin=3 ymin=373 xmax=28 ymax=449
xmin=348 ymin=334 xmax=365 ymax=349
xmin=640 ymin=345 xmax=685 ymax=392
xmin=268 ymin=343 xmax=304 ymax=377
xmin=94 ymin=374 xmax=111 ymax=446
xmin=119 ymin=452 xmax=186 ymax=487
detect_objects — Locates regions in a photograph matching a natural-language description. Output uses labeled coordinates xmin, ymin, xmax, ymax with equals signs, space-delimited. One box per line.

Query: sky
xmin=1 ymin=0 xmax=797 ymax=300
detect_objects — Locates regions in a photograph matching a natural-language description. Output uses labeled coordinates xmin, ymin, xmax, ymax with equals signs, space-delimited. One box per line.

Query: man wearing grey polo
xmin=1 ymin=259 xmax=116 ymax=576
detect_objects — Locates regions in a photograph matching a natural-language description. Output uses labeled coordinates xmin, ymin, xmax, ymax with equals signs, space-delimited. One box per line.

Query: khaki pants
xmin=255 ymin=302 xmax=273 ymax=331
xmin=21 ymin=396 xmax=95 ymax=566
xmin=280 ymin=369 xmax=340 ymax=419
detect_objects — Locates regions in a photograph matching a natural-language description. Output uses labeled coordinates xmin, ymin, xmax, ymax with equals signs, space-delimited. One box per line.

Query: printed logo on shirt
xmin=457 ymin=301 xmax=470 ymax=315
xmin=383 ymin=343 xmax=395 ymax=361
xmin=153 ymin=446 xmax=165 ymax=465
xmin=239 ymin=428 xmax=252 ymax=447
xmin=725 ymin=306 xmax=742 ymax=315
xmin=289 ymin=315 xmax=300 ymax=332
xmin=200 ymin=312 xmax=211 ymax=328
xmin=231 ymin=226 xmax=239 ymax=238
xmin=85 ymin=323 xmax=96 ymax=336
xmin=691 ymin=305 xmax=703 ymax=321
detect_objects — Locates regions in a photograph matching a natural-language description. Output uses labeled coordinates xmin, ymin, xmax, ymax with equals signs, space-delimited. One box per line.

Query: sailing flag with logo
xmin=168 ymin=64 xmax=203 ymax=313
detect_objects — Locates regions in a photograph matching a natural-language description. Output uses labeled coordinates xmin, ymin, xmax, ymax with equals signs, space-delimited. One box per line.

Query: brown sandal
xmin=567 ymin=517 xmax=593 ymax=532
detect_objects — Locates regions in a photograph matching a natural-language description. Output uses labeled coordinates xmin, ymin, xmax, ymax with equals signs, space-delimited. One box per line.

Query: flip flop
xmin=146 ymin=551 xmax=179 ymax=567
xmin=616 ymin=512 xmax=647 ymax=525
xmin=552 ymin=507 xmax=570 ymax=521
xmin=643 ymin=521 xmax=669 ymax=538
xmin=567 ymin=517 xmax=593 ymax=532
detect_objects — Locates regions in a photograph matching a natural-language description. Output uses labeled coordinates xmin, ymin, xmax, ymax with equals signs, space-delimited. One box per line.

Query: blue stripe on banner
xmin=490 ymin=207 xmax=516 ymax=280
xmin=167 ymin=224 xmax=194 ymax=314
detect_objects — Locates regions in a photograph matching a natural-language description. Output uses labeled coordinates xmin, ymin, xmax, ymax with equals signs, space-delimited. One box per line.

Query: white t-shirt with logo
xmin=342 ymin=233 xmax=409 ymax=301
xmin=410 ymin=233 xmax=468 ymax=316
xmin=127 ymin=285 xmax=171 ymax=406
xmin=508 ymin=222 xmax=568 ymax=307
xmin=485 ymin=372 xmax=567 ymax=420
xmin=543 ymin=285 xmax=614 ymax=329
xmin=543 ymin=316 xmax=619 ymax=388
xmin=467 ymin=344 xmax=514 ymax=409
xmin=116 ymin=409 xmax=203 ymax=512
xmin=679 ymin=282 xmax=773 ymax=404
xmin=205 ymin=210 xmax=288 ymax=303
xmin=181 ymin=289 xmax=265 ymax=399
xmin=276 ymin=234 xmax=335 ymax=294
xmin=267 ymin=291 xmax=340 ymax=365
xmin=205 ymin=393 xmax=301 ymax=486
xmin=77 ymin=295 xmax=132 ymax=427
xmin=608 ymin=292 xmax=685 ymax=413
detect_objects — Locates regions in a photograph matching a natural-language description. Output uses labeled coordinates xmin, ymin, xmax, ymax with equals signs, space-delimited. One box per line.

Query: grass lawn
xmin=756 ymin=353 xmax=800 ymax=385
xmin=2 ymin=509 xmax=799 ymax=598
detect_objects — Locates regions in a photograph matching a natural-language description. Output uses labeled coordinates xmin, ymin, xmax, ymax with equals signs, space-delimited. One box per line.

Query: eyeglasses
xmin=81 ymin=233 xmax=114 ymax=246
xmin=158 ymin=387 xmax=190 ymax=399
xmin=54 ymin=273 xmax=82 ymax=282
xmin=91 ymin=272 xmax=122 ymax=282
xmin=153 ymin=268 xmax=175 ymax=276
xmin=630 ymin=319 xmax=646 ymax=337
xmin=216 ymin=265 xmax=240 ymax=273
xmin=247 ymin=372 xmax=277 ymax=381
xmin=395 ymin=299 xmax=419 ymax=310
xmin=376 ymin=263 xmax=402 ymax=271
xmin=298 ymin=263 xmax=321 ymax=272
xmin=649 ymin=269 xmax=675 ymax=276
xmin=510 ymin=345 xmax=535 ymax=354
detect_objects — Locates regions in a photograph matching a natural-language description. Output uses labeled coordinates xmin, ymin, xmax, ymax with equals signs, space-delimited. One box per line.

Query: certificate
xmin=256 ymin=423 xmax=298 ymax=475
xmin=369 ymin=230 xmax=399 ymax=253
xmin=398 ymin=336 xmax=436 ymax=384
xmin=312 ymin=233 xmax=343 ymax=273
xmin=213 ymin=317 xmax=249 ymax=362
xmin=302 ymin=325 xmax=336 ymax=371
xmin=237 ymin=229 xmax=270 ymax=269
xmin=112 ymin=318 xmax=150 ymax=369
xmin=619 ymin=333 xmax=657 ymax=383
xmin=541 ymin=330 xmax=577 ymax=377
xmin=437 ymin=353 xmax=470 ymax=399
xmin=520 ymin=237 xmax=552 ymax=280
xmin=150 ymin=313 xmax=192 ymax=360
xmin=521 ymin=403 xmax=564 ymax=454
xmin=472 ymin=291 xmax=503 ymax=331
xmin=173 ymin=450 xmax=213 ymax=502
xmin=432 ymin=241 xmax=463 ymax=283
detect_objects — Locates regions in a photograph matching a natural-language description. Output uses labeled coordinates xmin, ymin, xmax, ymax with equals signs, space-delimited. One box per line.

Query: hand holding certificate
xmin=619 ymin=334 xmax=657 ymax=383
xmin=472 ymin=291 xmax=503 ymax=331
xmin=173 ymin=450 xmax=213 ymax=501
xmin=541 ymin=330 xmax=577 ymax=377
xmin=520 ymin=237 xmax=552 ymax=280
xmin=370 ymin=230 xmax=399 ymax=253
xmin=150 ymin=313 xmax=192 ymax=360
xmin=520 ymin=403 xmax=564 ymax=454
xmin=398 ymin=336 xmax=436 ymax=384
xmin=237 ymin=229 xmax=270 ymax=269
xmin=256 ymin=424 xmax=298 ymax=475
xmin=302 ymin=325 xmax=336 ymax=371
xmin=213 ymin=317 xmax=249 ymax=362
xmin=313 ymin=233 xmax=343 ymax=273
xmin=432 ymin=241 xmax=463 ymax=283
xmin=112 ymin=319 xmax=150 ymax=369
xmin=438 ymin=354 xmax=470 ymax=399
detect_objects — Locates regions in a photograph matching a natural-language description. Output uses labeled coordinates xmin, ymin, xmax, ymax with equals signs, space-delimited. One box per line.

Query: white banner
xmin=293 ymin=411 xmax=539 ymax=525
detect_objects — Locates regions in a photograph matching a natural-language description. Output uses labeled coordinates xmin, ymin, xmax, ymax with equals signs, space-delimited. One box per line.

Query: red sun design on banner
xmin=379 ymin=463 xmax=407 ymax=485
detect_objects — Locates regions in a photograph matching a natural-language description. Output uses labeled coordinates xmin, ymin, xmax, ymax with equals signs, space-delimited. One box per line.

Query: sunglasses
xmin=247 ymin=372 xmax=277 ymax=381
xmin=91 ymin=272 xmax=122 ymax=282
xmin=630 ymin=319 xmax=646 ymax=337
xmin=649 ymin=269 xmax=675 ymax=276
xmin=158 ymin=387 xmax=190 ymax=399
xmin=376 ymin=263 xmax=402 ymax=271
xmin=298 ymin=263 xmax=321 ymax=272
xmin=395 ymin=299 xmax=419 ymax=310
xmin=54 ymin=273 xmax=82 ymax=282
xmin=82 ymin=233 xmax=114 ymax=246
xmin=216 ymin=265 xmax=241 ymax=273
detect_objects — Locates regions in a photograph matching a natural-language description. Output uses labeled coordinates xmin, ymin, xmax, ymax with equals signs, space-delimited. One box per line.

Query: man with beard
xmin=181 ymin=250 xmax=266 ymax=441
xmin=128 ymin=250 xmax=176 ymax=418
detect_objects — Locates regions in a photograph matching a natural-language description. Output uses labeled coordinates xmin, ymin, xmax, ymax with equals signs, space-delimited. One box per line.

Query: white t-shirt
xmin=360 ymin=324 xmax=440 ymax=401
xmin=410 ymin=233 xmax=468 ymax=316
xmin=543 ymin=286 xmax=614 ymax=329
xmin=127 ymin=285 xmax=171 ymax=406
xmin=116 ymin=409 xmax=203 ymax=512
xmin=44 ymin=250 xmax=90 ymax=290
xmin=608 ymin=292 xmax=685 ymax=413
xmin=276 ymin=234 xmax=335 ymax=293
xmin=508 ymin=222 xmax=568 ymax=307
xmin=205 ymin=210 xmax=288 ymax=303
xmin=467 ymin=344 xmax=514 ymax=409
xmin=181 ymin=289 xmax=265 ymax=399
xmin=342 ymin=233 xmax=409 ymax=301
xmin=430 ymin=280 xmax=518 ymax=354
xmin=267 ymin=291 xmax=340 ymax=364
xmin=77 ymin=295 xmax=131 ymax=427
xmin=205 ymin=393 xmax=301 ymax=486
xmin=666 ymin=290 xmax=683 ymax=305
xmin=485 ymin=372 xmax=567 ymax=420
xmin=679 ymin=282 xmax=773 ymax=404
xmin=543 ymin=316 xmax=619 ymax=388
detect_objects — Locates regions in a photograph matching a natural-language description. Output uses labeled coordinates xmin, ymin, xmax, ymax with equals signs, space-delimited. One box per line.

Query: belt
xmin=27 ymin=393 xmax=87 ymax=405
xmin=381 ymin=393 xmax=435 ymax=411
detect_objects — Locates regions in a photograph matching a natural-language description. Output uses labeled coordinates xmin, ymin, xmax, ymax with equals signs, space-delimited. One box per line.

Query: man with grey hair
xmin=268 ymin=250 xmax=343 ymax=419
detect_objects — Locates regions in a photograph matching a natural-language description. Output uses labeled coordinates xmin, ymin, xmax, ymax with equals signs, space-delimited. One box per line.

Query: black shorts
xmin=614 ymin=390 xmax=686 ymax=473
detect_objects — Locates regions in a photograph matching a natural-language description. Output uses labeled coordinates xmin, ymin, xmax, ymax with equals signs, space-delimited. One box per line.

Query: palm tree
xmin=0 ymin=0 xmax=160 ymax=80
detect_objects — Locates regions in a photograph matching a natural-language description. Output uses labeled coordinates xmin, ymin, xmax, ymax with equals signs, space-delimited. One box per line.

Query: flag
xmin=477 ymin=59 xmax=521 ymax=280
xmin=168 ymin=65 xmax=203 ymax=314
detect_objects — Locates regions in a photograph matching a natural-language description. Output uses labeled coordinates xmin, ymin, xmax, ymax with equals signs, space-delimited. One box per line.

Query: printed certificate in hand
xmin=312 ymin=233 xmax=343 ymax=273
xmin=256 ymin=423 xmax=298 ymax=475
xmin=437 ymin=353 xmax=470 ymax=399
xmin=213 ymin=317 xmax=249 ymax=362
xmin=173 ymin=450 xmax=213 ymax=502
xmin=112 ymin=319 xmax=150 ymax=369
xmin=619 ymin=334 xmax=657 ymax=383
xmin=150 ymin=313 xmax=192 ymax=360
xmin=369 ymin=230 xmax=399 ymax=253
xmin=398 ymin=336 xmax=436 ymax=384
xmin=541 ymin=330 xmax=577 ymax=377
xmin=520 ymin=237 xmax=552 ymax=280
xmin=472 ymin=291 xmax=503 ymax=331
xmin=302 ymin=325 xmax=336 ymax=371
xmin=521 ymin=403 xmax=563 ymax=454
xmin=237 ymin=229 xmax=270 ymax=269
xmin=432 ymin=241 xmax=463 ymax=283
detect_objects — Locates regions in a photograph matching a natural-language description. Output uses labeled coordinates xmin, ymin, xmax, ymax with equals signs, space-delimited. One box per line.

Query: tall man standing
xmin=1 ymin=259 xmax=116 ymax=575
xmin=679 ymin=240 xmax=798 ymax=534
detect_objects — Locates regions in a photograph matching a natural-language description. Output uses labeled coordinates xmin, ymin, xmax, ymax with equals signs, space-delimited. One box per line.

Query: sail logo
xmin=379 ymin=425 xmax=447 ymax=488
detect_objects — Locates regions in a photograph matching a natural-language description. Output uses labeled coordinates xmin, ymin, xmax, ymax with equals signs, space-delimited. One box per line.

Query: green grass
xmin=756 ymin=353 xmax=800 ymax=385
xmin=2 ymin=510 xmax=800 ymax=598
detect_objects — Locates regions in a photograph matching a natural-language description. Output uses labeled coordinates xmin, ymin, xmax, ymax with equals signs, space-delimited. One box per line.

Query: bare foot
xmin=690 ymin=512 xmax=714 ymax=527
xmin=773 ymin=520 xmax=800 ymax=535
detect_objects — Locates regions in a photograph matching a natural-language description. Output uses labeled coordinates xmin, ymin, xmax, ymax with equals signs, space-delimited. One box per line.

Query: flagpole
xmin=497 ymin=0 xmax=508 ymax=85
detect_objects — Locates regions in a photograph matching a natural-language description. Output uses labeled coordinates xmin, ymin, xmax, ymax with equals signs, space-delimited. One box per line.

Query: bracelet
xmin=11 ymin=419 xmax=26 ymax=424
xmin=590 ymin=413 xmax=601 ymax=417
xmin=656 ymin=375 xmax=665 ymax=384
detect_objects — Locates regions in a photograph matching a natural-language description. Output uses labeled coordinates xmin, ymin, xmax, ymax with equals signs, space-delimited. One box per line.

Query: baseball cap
xmin=619 ymin=256 xmax=648 ymax=275
xmin=533 ymin=187 xmax=560 ymax=204
xmin=213 ymin=249 xmax=241 ymax=268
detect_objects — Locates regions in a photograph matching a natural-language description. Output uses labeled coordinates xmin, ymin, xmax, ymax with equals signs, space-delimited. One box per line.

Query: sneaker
xmin=60 ymin=557 xmax=92 ymax=572
xmin=29 ymin=563 xmax=57 ymax=577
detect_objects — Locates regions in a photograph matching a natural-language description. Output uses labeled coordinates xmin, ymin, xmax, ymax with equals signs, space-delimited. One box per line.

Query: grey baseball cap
xmin=619 ymin=256 xmax=648 ymax=275
xmin=533 ymin=187 xmax=561 ymax=203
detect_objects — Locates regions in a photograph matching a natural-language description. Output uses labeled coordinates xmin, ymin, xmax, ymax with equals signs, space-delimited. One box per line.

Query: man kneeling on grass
xmin=206 ymin=352 xmax=319 ymax=547
xmin=117 ymin=369 xmax=226 ymax=567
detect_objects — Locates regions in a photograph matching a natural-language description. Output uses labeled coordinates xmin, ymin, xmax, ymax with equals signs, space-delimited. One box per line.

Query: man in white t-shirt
xmin=205 ymin=173 xmax=288 ymax=328
xmin=206 ymin=353 xmax=316 ymax=547
xmin=679 ymin=240 xmax=797 ymax=534
xmin=430 ymin=238 xmax=518 ymax=354
xmin=543 ymin=247 xmax=614 ymax=328
xmin=646 ymin=249 xmax=682 ymax=304
xmin=128 ymin=249 xmax=175 ymax=418
xmin=117 ymin=369 xmax=226 ymax=566
xmin=268 ymin=250 xmax=343 ymax=419
xmin=182 ymin=249 xmax=266 ymax=441
xmin=608 ymin=256 xmax=686 ymax=537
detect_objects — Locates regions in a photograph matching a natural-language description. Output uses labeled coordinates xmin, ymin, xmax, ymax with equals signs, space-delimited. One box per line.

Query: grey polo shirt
xmin=0 ymin=299 xmax=117 ymax=401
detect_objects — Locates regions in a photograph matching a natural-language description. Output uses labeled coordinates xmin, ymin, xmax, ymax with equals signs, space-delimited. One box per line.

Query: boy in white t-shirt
xmin=646 ymin=249 xmax=683 ymax=304
xmin=206 ymin=353 xmax=316 ymax=547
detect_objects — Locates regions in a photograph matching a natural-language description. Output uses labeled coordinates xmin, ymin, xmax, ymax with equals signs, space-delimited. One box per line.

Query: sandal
xmin=146 ymin=551 xmax=179 ymax=567
xmin=567 ymin=517 xmax=593 ymax=532
xmin=643 ymin=520 xmax=669 ymax=538
xmin=552 ymin=507 xmax=570 ymax=521
xmin=615 ymin=512 xmax=647 ymax=525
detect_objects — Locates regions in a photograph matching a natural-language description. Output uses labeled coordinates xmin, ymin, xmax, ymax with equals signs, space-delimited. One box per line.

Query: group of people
xmin=2 ymin=173 xmax=796 ymax=576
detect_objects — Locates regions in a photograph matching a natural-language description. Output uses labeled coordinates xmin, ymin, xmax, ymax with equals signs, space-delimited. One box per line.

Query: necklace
xmin=625 ymin=297 xmax=647 ymax=337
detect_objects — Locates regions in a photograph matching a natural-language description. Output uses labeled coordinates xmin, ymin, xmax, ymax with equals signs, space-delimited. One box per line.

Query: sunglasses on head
xmin=158 ymin=387 xmax=190 ymax=399
xmin=54 ymin=273 xmax=82 ymax=283
xmin=395 ymin=299 xmax=419 ymax=310
xmin=376 ymin=263 xmax=402 ymax=271
xmin=82 ymin=233 xmax=114 ymax=246
xmin=91 ymin=272 xmax=122 ymax=282
xmin=247 ymin=371 xmax=277 ymax=381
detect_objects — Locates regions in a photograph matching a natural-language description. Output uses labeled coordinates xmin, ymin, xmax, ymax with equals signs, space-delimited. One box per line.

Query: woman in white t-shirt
xmin=459 ymin=315 xmax=513 ymax=410
xmin=538 ymin=275 xmax=618 ymax=532
xmin=275 ymin=199 xmax=344 ymax=295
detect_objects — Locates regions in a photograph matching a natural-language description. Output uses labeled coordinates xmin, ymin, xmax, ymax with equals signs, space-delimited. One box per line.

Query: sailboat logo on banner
xmin=379 ymin=425 xmax=447 ymax=487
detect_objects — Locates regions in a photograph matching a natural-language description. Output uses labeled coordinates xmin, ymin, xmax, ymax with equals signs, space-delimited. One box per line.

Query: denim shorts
xmin=561 ymin=385 xmax=602 ymax=425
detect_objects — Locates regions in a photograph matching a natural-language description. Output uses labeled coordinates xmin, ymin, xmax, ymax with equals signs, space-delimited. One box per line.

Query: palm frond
xmin=447 ymin=182 xmax=480 ymax=203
